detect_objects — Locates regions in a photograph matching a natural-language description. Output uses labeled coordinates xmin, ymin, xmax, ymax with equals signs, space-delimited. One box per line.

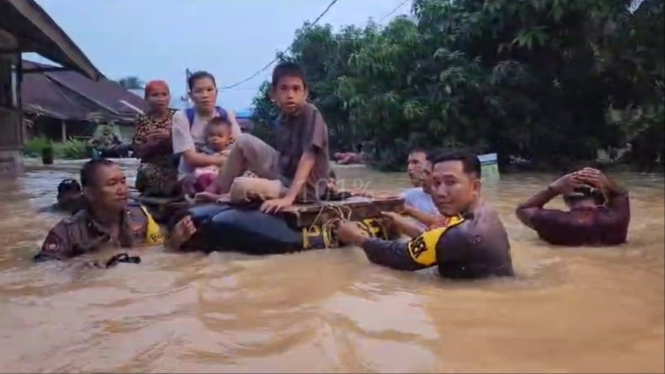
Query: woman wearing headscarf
xmin=132 ymin=80 xmax=179 ymax=197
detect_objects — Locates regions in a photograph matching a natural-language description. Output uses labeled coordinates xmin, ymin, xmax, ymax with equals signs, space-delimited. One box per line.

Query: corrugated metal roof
xmin=1 ymin=0 xmax=103 ymax=80
xmin=21 ymin=60 xmax=145 ymax=123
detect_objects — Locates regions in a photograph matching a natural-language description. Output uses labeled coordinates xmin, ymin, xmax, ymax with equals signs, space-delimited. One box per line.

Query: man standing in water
xmin=34 ymin=159 xmax=166 ymax=262
xmin=402 ymin=149 xmax=439 ymax=214
xmin=399 ymin=150 xmax=441 ymax=229
xmin=38 ymin=179 xmax=85 ymax=214
xmin=338 ymin=151 xmax=514 ymax=280
xmin=515 ymin=167 xmax=630 ymax=246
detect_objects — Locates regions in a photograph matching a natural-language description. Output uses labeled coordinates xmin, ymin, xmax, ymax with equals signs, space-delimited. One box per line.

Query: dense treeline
xmin=251 ymin=0 xmax=664 ymax=172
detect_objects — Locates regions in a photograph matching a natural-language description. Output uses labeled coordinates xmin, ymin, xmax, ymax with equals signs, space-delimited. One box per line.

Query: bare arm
xmin=516 ymin=186 xmax=560 ymax=229
xmin=285 ymin=151 xmax=316 ymax=202
xmin=285 ymin=106 xmax=327 ymax=202
xmin=399 ymin=219 xmax=426 ymax=239
xmin=405 ymin=205 xmax=440 ymax=227
xmin=577 ymin=169 xmax=631 ymax=235
xmin=384 ymin=211 xmax=426 ymax=238
xmin=604 ymin=176 xmax=629 ymax=211
xmin=133 ymin=134 xmax=171 ymax=158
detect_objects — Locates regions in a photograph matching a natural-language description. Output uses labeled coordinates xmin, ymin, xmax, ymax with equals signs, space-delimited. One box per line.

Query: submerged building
xmin=0 ymin=0 xmax=102 ymax=175
xmin=22 ymin=60 xmax=145 ymax=143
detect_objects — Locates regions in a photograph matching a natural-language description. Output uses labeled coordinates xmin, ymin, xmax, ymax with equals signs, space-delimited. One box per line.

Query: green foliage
xmin=252 ymin=0 xmax=664 ymax=171
xmin=53 ymin=139 xmax=89 ymax=160
xmin=23 ymin=136 xmax=89 ymax=160
xmin=22 ymin=135 xmax=52 ymax=157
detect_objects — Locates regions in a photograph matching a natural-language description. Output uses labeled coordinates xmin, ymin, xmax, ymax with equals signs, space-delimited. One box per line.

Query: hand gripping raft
xmin=178 ymin=202 xmax=392 ymax=255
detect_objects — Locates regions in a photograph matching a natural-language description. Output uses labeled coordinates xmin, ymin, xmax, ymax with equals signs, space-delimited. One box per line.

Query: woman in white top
xmin=171 ymin=71 xmax=242 ymax=181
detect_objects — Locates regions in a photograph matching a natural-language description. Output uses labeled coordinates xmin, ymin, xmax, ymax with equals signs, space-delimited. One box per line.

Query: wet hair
xmin=329 ymin=170 xmax=337 ymax=179
xmin=57 ymin=179 xmax=81 ymax=196
xmin=80 ymin=158 xmax=117 ymax=187
xmin=430 ymin=150 xmax=482 ymax=179
xmin=563 ymin=185 xmax=607 ymax=205
xmin=271 ymin=62 xmax=307 ymax=88
xmin=409 ymin=147 xmax=428 ymax=156
xmin=187 ymin=71 xmax=216 ymax=91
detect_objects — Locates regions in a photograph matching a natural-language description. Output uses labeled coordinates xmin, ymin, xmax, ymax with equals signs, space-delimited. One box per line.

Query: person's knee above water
xmin=515 ymin=167 xmax=630 ymax=246
xmin=337 ymin=150 xmax=514 ymax=280
xmin=171 ymin=71 xmax=242 ymax=186
xmin=33 ymin=159 xmax=165 ymax=262
xmin=201 ymin=62 xmax=330 ymax=213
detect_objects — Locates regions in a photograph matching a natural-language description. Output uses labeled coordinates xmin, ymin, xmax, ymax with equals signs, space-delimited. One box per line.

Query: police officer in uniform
xmin=34 ymin=159 xmax=165 ymax=262
xmin=338 ymin=151 xmax=514 ymax=280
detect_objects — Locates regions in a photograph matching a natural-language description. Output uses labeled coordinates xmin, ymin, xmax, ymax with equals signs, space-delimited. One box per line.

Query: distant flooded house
xmin=21 ymin=60 xmax=145 ymax=143
xmin=1 ymin=0 xmax=103 ymax=175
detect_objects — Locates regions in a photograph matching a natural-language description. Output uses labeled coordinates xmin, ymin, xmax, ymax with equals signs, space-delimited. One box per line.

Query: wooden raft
xmin=281 ymin=197 xmax=405 ymax=228
xmin=132 ymin=193 xmax=405 ymax=228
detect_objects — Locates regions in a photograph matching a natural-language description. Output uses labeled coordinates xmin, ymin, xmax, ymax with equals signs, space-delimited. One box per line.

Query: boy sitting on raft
xmin=197 ymin=62 xmax=330 ymax=213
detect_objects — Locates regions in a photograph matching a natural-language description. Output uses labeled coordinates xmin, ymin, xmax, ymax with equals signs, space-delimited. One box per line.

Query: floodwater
xmin=0 ymin=159 xmax=663 ymax=373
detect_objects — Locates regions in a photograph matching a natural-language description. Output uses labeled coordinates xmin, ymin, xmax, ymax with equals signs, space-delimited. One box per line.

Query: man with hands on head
xmin=516 ymin=167 xmax=630 ymax=246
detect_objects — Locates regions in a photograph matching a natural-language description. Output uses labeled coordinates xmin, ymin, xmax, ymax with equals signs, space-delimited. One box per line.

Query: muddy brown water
xmin=0 ymin=159 xmax=663 ymax=373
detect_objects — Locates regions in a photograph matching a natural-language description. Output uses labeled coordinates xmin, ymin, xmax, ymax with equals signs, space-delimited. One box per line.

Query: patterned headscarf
xmin=144 ymin=80 xmax=170 ymax=98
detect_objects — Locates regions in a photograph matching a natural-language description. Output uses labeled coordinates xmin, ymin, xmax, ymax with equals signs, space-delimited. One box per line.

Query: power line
xmin=379 ymin=0 xmax=411 ymax=22
xmin=220 ymin=0 xmax=341 ymax=90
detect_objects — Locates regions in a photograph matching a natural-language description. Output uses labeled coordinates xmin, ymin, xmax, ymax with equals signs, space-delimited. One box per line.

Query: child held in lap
xmin=183 ymin=117 xmax=235 ymax=195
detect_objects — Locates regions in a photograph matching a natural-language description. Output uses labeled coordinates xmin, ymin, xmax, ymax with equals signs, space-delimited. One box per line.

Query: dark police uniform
xmin=359 ymin=201 xmax=514 ymax=280
xmin=34 ymin=201 xmax=164 ymax=261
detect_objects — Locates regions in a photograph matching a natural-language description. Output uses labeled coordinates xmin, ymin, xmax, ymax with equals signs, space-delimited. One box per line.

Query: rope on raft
xmin=306 ymin=202 xmax=354 ymax=248
xmin=305 ymin=193 xmax=404 ymax=248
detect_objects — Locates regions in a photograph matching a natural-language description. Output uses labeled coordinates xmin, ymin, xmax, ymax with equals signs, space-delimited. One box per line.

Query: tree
xmin=117 ymin=76 xmax=144 ymax=90
xmin=252 ymin=0 xmax=664 ymax=171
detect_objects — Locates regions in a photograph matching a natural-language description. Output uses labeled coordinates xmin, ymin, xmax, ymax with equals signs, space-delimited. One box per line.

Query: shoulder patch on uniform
xmin=407 ymin=227 xmax=446 ymax=266
xmin=42 ymin=230 xmax=64 ymax=254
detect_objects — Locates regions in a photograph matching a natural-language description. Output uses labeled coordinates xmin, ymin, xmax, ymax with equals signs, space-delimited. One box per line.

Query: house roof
xmin=21 ymin=60 xmax=145 ymax=124
xmin=0 ymin=0 xmax=102 ymax=80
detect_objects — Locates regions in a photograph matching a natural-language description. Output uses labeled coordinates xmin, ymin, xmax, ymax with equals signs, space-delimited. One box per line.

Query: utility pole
xmin=180 ymin=68 xmax=192 ymax=109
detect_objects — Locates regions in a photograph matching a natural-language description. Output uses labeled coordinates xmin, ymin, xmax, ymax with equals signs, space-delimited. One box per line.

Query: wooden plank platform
xmin=131 ymin=193 xmax=405 ymax=228
xmin=281 ymin=197 xmax=405 ymax=228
